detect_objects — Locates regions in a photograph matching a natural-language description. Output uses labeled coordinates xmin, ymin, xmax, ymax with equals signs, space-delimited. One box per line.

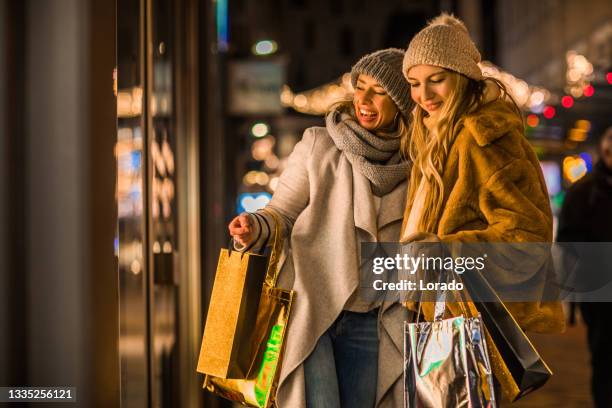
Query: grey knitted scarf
xmin=326 ymin=109 xmax=411 ymax=196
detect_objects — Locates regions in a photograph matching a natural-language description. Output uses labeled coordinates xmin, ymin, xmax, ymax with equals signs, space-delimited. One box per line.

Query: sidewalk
xmin=512 ymin=322 xmax=592 ymax=407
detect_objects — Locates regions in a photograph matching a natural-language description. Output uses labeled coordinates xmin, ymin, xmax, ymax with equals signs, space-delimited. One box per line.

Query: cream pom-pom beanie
xmin=403 ymin=13 xmax=483 ymax=81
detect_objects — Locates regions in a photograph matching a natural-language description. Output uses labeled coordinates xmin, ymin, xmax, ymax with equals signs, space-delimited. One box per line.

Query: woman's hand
xmin=228 ymin=214 xmax=256 ymax=247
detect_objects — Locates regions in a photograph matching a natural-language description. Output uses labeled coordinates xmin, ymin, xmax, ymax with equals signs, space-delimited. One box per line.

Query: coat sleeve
xmin=439 ymin=157 xmax=553 ymax=243
xmin=249 ymin=128 xmax=315 ymax=250
xmin=439 ymin=157 xmax=565 ymax=334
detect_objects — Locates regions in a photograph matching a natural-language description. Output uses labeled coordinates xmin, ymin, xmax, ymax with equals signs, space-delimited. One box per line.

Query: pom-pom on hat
xmin=402 ymin=13 xmax=483 ymax=81
xmin=351 ymin=48 xmax=415 ymax=119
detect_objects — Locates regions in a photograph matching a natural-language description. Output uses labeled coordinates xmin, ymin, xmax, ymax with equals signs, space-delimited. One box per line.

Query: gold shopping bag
xmin=198 ymin=209 xmax=295 ymax=407
xmin=197 ymin=215 xmax=270 ymax=379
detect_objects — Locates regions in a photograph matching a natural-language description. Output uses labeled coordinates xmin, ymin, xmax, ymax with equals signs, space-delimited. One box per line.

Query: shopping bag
xmin=199 ymin=209 xmax=295 ymax=407
xmin=462 ymin=269 xmax=552 ymax=401
xmin=197 ymin=214 xmax=270 ymax=379
xmin=404 ymin=272 xmax=496 ymax=408
xmin=204 ymin=285 xmax=293 ymax=407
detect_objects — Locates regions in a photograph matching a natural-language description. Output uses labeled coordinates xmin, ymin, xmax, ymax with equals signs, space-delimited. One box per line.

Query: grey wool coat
xmin=251 ymin=126 xmax=410 ymax=408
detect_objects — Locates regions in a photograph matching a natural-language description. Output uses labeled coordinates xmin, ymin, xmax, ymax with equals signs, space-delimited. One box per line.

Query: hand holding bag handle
xmin=203 ymin=207 xmax=296 ymax=408
xmin=198 ymin=211 xmax=275 ymax=380
xmin=228 ymin=212 xmax=273 ymax=257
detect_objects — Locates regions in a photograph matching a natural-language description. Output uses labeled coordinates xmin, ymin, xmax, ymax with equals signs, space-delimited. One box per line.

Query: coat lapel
xmin=352 ymin=165 xmax=408 ymax=241
xmin=352 ymin=164 xmax=377 ymax=241
xmin=378 ymin=180 xmax=407 ymax=231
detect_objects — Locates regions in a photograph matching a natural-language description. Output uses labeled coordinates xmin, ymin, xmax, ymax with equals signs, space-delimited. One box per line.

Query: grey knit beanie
xmin=403 ymin=13 xmax=483 ymax=81
xmin=351 ymin=48 xmax=414 ymax=118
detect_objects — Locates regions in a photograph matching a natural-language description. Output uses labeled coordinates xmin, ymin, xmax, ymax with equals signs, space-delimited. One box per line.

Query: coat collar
xmin=463 ymin=100 xmax=523 ymax=147
xmin=353 ymin=164 xmax=407 ymax=240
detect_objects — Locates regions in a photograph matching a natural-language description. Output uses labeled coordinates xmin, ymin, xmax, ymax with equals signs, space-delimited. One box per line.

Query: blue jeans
xmin=303 ymin=309 xmax=379 ymax=408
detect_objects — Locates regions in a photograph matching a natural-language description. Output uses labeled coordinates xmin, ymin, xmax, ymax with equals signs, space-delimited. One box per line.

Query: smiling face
xmin=352 ymin=74 xmax=399 ymax=131
xmin=405 ymin=65 xmax=456 ymax=116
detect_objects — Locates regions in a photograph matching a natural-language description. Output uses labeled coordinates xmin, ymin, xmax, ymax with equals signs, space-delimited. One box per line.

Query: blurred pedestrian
xmin=400 ymin=13 xmax=565 ymax=404
xmin=557 ymin=126 xmax=612 ymax=408
xmin=228 ymin=48 xmax=414 ymax=407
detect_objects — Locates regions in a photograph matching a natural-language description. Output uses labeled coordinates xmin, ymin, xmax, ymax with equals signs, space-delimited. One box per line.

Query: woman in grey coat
xmin=228 ymin=48 xmax=414 ymax=408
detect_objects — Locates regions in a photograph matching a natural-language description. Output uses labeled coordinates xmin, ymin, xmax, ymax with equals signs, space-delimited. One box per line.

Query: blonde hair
xmin=404 ymin=73 xmax=521 ymax=233
xmin=328 ymin=97 xmax=411 ymax=159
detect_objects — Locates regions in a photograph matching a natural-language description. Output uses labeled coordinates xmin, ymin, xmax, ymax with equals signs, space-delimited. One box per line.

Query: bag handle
xmin=415 ymin=265 xmax=447 ymax=323
xmin=257 ymin=208 xmax=284 ymax=288
xmin=414 ymin=249 xmax=436 ymax=323
xmin=414 ymin=244 xmax=470 ymax=323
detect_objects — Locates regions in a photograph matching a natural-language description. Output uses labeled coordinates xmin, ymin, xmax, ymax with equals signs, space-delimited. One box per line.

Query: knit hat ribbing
xmin=403 ymin=13 xmax=483 ymax=81
xmin=351 ymin=48 xmax=415 ymax=119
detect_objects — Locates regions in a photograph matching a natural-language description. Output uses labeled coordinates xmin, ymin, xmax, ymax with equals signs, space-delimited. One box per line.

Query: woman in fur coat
xmin=400 ymin=13 xmax=566 ymax=403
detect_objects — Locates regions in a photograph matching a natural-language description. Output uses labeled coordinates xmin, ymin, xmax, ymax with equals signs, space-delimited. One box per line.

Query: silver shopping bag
xmin=404 ymin=288 xmax=496 ymax=407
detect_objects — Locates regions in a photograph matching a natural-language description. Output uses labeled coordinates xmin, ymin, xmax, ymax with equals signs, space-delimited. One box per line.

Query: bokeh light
xmin=251 ymin=136 xmax=275 ymax=161
xmin=575 ymin=119 xmax=591 ymax=132
xmin=251 ymin=122 xmax=269 ymax=138
xmin=526 ymin=114 xmax=539 ymax=128
xmin=579 ymin=152 xmax=593 ymax=172
xmin=568 ymin=128 xmax=588 ymax=142
xmin=543 ymin=106 xmax=556 ymax=119
xmin=252 ymin=40 xmax=278 ymax=56
xmin=563 ymin=156 xmax=588 ymax=183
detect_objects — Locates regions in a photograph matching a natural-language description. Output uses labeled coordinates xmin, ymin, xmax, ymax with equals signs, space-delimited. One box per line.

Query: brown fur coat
xmin=400 ymin=99 xmax=565 ymax=401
